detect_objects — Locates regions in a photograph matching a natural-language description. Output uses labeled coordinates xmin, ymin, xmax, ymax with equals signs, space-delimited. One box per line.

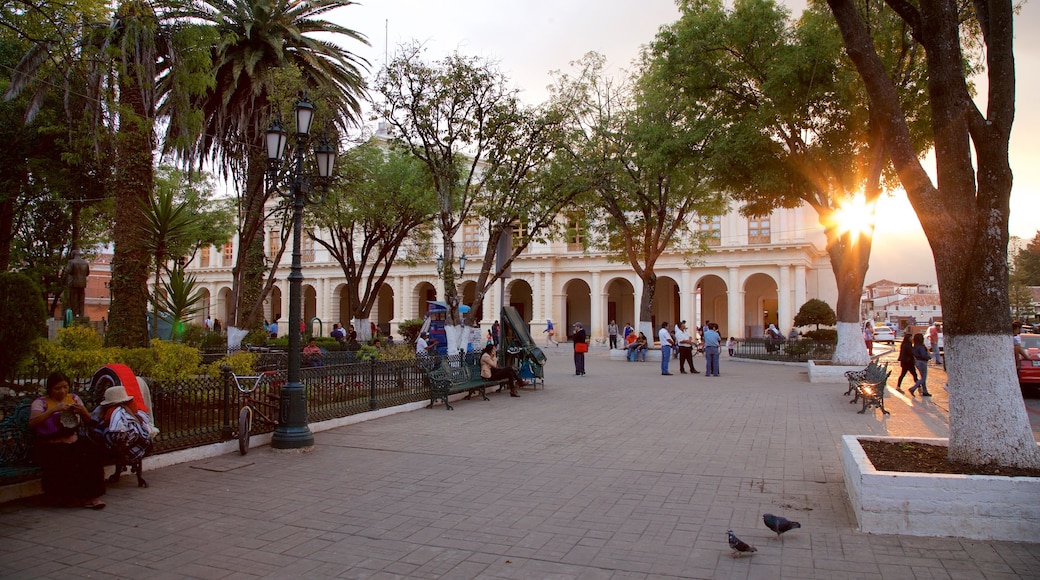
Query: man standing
xmin=416 ymin=332 xmax=436 ymax=355
xmin=658 ymin=321 xmax=675 ymax=376
xmin=703 ymin=323 xmax=722 ymax=376
xmin=928 ymin=322 xmax=943 ymax=365
xmin=623 ymin=323 xmax=633 ymax=342
xmin=674 ymin=321 xmax=699 ymax=374
xmin=607 ymin=320 xmax=619 ymax=349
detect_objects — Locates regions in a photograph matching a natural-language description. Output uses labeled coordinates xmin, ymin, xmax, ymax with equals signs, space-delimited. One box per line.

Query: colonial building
xmin=182 ymin=202 xmax=837 ymax=344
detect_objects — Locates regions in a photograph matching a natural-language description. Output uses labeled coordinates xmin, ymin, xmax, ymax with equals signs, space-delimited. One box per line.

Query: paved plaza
xmin=2 ymin=347 xmax=1040 ymax=579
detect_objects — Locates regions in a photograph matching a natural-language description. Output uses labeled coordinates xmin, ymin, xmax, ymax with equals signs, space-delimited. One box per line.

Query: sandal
xmin=84 ymin=499 xmax=106 ymax=510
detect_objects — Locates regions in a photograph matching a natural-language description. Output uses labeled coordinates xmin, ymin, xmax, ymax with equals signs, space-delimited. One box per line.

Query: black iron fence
xmin=1 ymin=359 xmax=431 ymax=459
xmin=735 ymin=337 xmax=834 ymax=362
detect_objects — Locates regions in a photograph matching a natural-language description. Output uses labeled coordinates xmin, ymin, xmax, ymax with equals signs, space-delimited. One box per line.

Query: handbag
xmin=575 ymin=341 xmax=588 ymax=353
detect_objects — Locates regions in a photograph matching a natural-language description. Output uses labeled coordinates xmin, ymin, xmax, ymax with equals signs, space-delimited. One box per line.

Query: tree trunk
xmin=230 ymin=154 xmax=269 ymax=331
xmin=827 ymin=0 xmax=1040 ymax=467
xmin=106 ymin=66 xmax=153 ymax=348
xmin=828 ymin=229 xmax=873 ymax=365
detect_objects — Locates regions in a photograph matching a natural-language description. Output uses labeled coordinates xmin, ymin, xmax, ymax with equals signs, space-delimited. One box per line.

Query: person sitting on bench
xmin=480 ymin=344 xmax=522 ymax=397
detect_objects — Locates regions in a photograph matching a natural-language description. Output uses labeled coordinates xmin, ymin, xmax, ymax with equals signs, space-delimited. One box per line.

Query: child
xmin=727 ymin=336 xmax=737 ymax=356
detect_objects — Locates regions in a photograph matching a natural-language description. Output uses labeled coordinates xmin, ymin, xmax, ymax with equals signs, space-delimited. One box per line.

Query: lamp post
xmin=436 ymin=251 xmax=466 ymax=278
xmin=264 ymin=94 xmax=336 ymax=450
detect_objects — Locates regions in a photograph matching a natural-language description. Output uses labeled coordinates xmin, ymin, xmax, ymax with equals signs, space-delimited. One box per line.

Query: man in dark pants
xmin=674 ymin=321 xmax=700 ymax=374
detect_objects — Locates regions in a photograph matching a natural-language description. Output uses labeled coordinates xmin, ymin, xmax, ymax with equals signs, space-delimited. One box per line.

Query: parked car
xmin=1018 ymin=333 xmax=1040 ymax=386
xmin=872 ymin=325 xmax=896 ymax=344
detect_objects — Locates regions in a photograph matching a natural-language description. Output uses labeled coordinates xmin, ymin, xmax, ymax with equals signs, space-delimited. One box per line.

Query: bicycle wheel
xmin=238 ymin=406 xmax=253 ymax=456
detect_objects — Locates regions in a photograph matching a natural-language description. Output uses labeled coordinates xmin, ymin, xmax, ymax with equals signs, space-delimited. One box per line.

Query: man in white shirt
xmin=674 ymin=321 xmax=699 ymax=374
xmin=658 ymin=322 xmax=675 ymax=375
xmin=416 ymin=332 xmax=436 ymax=355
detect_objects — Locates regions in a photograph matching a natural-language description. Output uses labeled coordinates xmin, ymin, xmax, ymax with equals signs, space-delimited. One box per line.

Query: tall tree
xmin=162 ymin=0 xmax=369 ymax=334
xmin=1013 ymin=232 xmax=1040 ymax=286
xmin=553 ymin=52 xmax=726 ymax=334
xmin=375 ymin=44 xmax=519 ymax=352
xmin=308 ymin=141 xmax=437 ymax=339
xmin=827 ymin=0 xmax=1040 ymax=467
xmin=650 ymin=0 xmax=931 ymax=365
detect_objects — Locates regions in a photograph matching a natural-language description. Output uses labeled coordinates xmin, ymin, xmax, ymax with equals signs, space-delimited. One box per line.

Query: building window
xmin=748 ymin=215 xmax=771 ymax=244
xmin=462 ymin=223 xmax=481 ymax=256
xmin=269 ymin=230 xmax=281 ymax=258
xmin=200 ymin=246 xmax=210 ymax=267
xmin=698 ymin=215 xmax=721 ymax=247
xmin=566 ymin=215 xmax=584 ymax=251
xmin=302 ymin=230 xmax=315 ymax=262
xmin=223 ymin=242 xmax=234 ymax=265
xmin=511 ymin=220 xmax=527 ymax=253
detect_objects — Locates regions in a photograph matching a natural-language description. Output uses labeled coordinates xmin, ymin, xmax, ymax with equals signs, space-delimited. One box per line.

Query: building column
xmin=681 ymin=268 xmax=693 ymax=323
xmin=591 ymin=271 xmax=603 ymax=342
xmin=778 ymin=264 xmax=792 ymax=332
xmin=544 ymin=271 xmax=555 ymax=322
xmin=795 ymin=265 xmax=807 ymax=312
xmin=727 ymin=267 xmax=741 ymax=339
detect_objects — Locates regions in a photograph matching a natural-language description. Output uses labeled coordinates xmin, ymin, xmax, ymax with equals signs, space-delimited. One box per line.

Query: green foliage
xmin=397 ymin=319 xmax=424 ymax=344
xmin=118 ymin=348 xmax=156 ymax=377
xmin=243 ymin=327 xmax=270 ymax=348
xmin=149 ymin=339 xmax=200 ymax=382
xmin=804 ymin=329 xmax=838 ymax=343
xmin=0 ymin=271 xmax=47 ymax=380
xmin=204 ymin=350 xmax=258 ymax=378
xmin=1013 ymin=231 xmax=1040 ymax=286
xmin=31 ymin=339 xmax=115 ymax=380
xmin=355 ymin=345 xmax=383 ymax=361
xmin=794 ymin=299 xmax=837 ymax=329
xmin=56 ymin=325 xmax=103 ymax=350
xmin=380 ymin=344 xmax=417 ymax=361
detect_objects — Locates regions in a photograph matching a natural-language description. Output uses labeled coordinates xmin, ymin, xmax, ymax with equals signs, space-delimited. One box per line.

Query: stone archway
xmin=303 ymin=284 xmax=318 ymax=334
xmin=459 ymin=281 xmax=482 ymax=322
xmin=744 ymin=273 xmax=779 ymax=338
xmin=375 ymin=282 xmax=394 ymax=335
xmin=605 ymin=277 xmax=636 ymax=331
xmin=414 ymin=282 xmax=437 ymax=318
xmin=696 ymin=275 xmax=729 ymax=336
xmin=651 ymin=276 xmax=680 ymax=330
xmin=216 ymin=287 xmax=232 ymax=328
xmin=563 ymin=278 xmax=592 ymax=332
xmin=506 ymin=279 xmax=533 ymax=323
xmin=195 ymin=288 xmax=211 ymax=326
xmin=267 ymin=286 xmax=282 ymax=325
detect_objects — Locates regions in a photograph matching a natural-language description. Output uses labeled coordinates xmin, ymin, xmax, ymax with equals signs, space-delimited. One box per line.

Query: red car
xmin=1018 ymin=333 xmax=1040 ymax=385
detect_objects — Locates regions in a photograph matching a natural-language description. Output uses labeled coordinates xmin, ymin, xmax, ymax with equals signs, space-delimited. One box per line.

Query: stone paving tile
xmin=2 ymin=351 xmax=1039 ymax=579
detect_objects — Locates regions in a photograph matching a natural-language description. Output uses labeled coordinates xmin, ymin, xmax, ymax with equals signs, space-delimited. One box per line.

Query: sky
xmin=330 ymin=0 xmax=1040 ymax=286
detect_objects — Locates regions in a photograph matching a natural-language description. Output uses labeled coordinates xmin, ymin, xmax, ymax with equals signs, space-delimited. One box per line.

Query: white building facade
xmin=183 ymin=203 xmax=837 ymax=344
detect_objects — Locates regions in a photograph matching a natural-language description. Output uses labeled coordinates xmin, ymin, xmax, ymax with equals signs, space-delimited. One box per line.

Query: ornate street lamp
xmin=436 ymin=251 xmax=467 ymax=278
xmin=263 ymin=94 xmax=335 ymax=450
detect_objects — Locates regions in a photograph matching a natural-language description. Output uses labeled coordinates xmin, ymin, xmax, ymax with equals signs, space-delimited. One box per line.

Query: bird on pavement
xmin=763 ymin=513 xmax=801 ymax=540
xmin=727 ymin=529 xmax=757 ymax=557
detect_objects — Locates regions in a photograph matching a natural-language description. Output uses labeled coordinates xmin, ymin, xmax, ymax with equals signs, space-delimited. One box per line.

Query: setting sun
xmin=830 ymin=195 xmax=877 ymax=240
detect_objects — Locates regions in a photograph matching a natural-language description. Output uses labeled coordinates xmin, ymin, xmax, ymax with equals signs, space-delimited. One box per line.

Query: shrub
xmin=381 ymin=344 xmax=416 ymax=361
xmin=804 ymin=329 xmax=838 ymax=343
xmin=793 ymin=298 xmax=837 ymax=330
xmin=32 ymin=339 xmax=120 ymax=381
xmin=243 ymin=327 xmax=269 ymax=348
xmin=117 ymin=347 xmax=157 ymax=377
xmin=149 ymin=340 xmax=201 ymax=382
xmin=356 ymin=344 xmax=381 ymax=361
xmin=57 ymin=325 xmax=103 ymax=350
xmin=397 ymin=318 xmax=423 ymax=344
xmin=0 ymin=272 xmax=47 ymax=381
xmin=204 ymin=350 xmax=258 ymax=378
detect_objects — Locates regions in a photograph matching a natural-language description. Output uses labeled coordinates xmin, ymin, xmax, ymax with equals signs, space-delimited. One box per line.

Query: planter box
xmin=841 ymin=435 xmax=1040 ymax=542
xmin=807 ymin=359 xmax=862 ymax=383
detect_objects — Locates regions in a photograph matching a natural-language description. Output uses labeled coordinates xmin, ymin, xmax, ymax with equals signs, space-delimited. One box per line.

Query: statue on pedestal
xmin=65 ymin=249 xmax=90 ymax=318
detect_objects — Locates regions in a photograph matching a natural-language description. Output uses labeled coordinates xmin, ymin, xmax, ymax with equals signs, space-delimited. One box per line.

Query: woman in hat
xmin=27 ymin=372 xmax=106 ymax=509
xmin=94 ymin=385 xmax=154 ymax=472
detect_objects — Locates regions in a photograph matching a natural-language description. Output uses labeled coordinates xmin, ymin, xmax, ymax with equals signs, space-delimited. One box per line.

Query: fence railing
xmin=2 ymin=359 xmax=431 ymax=458
xmin=735 ymin=337 xmax=834 ymax=362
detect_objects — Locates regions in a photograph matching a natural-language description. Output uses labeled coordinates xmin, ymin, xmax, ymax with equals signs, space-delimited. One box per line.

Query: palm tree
xmin=162 ymin=0 xmax=369 ymax=333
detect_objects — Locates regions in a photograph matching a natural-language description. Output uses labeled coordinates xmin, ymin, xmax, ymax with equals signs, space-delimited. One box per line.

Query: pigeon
xmin=763 ymin=513 xmax=801 ymax=540
xmin=727 ymin=529 xmax=757 ymax=557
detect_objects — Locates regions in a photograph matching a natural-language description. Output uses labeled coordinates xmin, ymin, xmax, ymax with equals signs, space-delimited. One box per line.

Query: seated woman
xmin=627 ymin=332 xmax=649 ymax=361
xmin=28 ymin=372 xmax=106 ymax=509
xmin=480 ymin=344 xmax=522 ymax=397
xmin=303 ymin=338 xmax=323 ymax=367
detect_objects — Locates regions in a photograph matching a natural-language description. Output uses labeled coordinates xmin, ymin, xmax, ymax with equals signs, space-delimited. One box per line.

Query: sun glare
xmin=832 ymin=195 xmax=876 ymax=240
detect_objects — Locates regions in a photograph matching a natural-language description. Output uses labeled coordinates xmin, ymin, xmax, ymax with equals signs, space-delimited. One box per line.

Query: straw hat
xmin=100 ymin=385 xmax=134 ymax=407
